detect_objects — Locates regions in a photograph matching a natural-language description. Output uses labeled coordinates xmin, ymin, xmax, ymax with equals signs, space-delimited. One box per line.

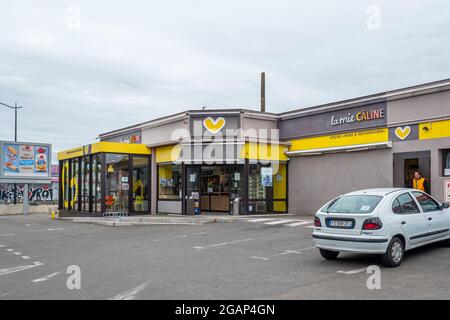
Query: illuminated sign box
xmin=0 ymin=141 xmax=52 ymax=184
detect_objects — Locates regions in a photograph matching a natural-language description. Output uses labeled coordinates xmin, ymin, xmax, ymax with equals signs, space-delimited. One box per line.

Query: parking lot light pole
xmin=0 ymin=101 xmax=23 ymax=205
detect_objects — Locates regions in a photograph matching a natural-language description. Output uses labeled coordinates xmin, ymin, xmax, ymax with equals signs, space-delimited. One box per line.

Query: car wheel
xmin=319 ymin=249 xmax=339 ymax=260
xmin=381 ymin=237 xmax=404 ymax=267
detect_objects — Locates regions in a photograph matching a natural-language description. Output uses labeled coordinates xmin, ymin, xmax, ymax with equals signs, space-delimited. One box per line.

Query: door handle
xmin=428 ymin=217 xmax=433 ymax=221
xmin=401 ymin=221 xmax=406 ymax=225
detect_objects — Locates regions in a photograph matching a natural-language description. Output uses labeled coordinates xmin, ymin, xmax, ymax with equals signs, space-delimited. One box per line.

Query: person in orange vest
xmin=412 ymin=170 xmax=427 ymax=192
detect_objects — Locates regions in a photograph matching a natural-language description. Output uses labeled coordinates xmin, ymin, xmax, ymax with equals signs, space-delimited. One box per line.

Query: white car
xmin=312 ymin=188 xmax=450 ymax=267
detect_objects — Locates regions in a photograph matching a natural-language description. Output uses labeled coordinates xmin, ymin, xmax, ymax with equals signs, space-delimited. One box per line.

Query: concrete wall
xmin=392 ymin=137 xmax=450 ymax=203
xmin=388 ymin=90 xmax=450 ymax=125
xmin=0 ymin=204 xmax=57 ymax=215
xmin=241 ymin=117 xmax=278 ymax=139
xmin=142 ymin=118 xmax=189 ymax=146
xmin=288 ymin=148 xmax=393 ymax=215
xmin=157 ymin=200 xmax=182 ymax=214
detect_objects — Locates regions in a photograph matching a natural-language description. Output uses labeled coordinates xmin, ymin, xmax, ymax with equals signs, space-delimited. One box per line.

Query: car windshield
xmin=321 ymin=195 xmax=383 ymax=214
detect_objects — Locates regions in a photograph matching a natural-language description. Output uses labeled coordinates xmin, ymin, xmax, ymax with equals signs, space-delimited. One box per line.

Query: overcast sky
xmin=1 ymin=0 xmax=449 ymax=156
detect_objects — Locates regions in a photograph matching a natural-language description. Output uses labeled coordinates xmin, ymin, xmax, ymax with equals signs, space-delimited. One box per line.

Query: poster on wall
xmin=261 ymin=167 xmax=273 ymax=187
xmin=445 ymin=180 xmax=450 ymax=203
xmin=2 ymin=143 xmax=50 ymax=177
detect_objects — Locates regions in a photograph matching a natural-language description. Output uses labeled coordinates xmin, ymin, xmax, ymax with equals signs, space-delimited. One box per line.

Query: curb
xmin=58 ymin=216 xmax=223 ymax=226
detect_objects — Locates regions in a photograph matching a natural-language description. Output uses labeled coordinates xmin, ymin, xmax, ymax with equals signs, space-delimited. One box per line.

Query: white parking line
xmin=13 ymin=252 xmax=22 ymax=255
xmin=109 ymin=280 xmax=151 ymax=300
xmin=32 ymin=271 xmax=61 ymax=283
xmin=305 ymin=225 xmax=315 ymax=229
xmin=274 ymin=250 xmax=302 ymax=256
xmin=21 ymin=256 xmax=30 ymax=260
xmin=285 ymin=221 xmax=312 ymax=227
xmin=193 ymin=238 xmax=253 ymax=250
xmin=248 ymin=218 xmax=277 ymax=223
xmin=48 ymin=228 xmax=64 ymax=231
xmin=6 ymin=248 xmax=14 ymax=252
xmin=251 ymin=256 xmax=270 ymax=261
xmin=0 ymin=262 xmax=43 ymax=277
xmin=176 ymin=232 xmax=206 ymax=239
xmin=0 ymin=234 xmax=14 ymax=237
xmin=264 ymin=219 xmax=293 ymax=225
xmin=337 ymin=267 xmax=368 ymax=275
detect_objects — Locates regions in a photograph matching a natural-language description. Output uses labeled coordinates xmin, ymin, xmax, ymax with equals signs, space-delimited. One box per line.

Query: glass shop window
xmin=158 ymin=164 xmax=182 ymax=200
xmin=443 ymin=149 xmax=450 ymax=177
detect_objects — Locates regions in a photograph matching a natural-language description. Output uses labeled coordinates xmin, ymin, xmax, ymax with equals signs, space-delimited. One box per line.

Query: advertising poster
xmin=445 ymin=180 xmax=450 ymax=203
xmin=2 ymin=143 xmax=49 ymax=177
xmin=261 ymin=167 xmax=273 ymax=187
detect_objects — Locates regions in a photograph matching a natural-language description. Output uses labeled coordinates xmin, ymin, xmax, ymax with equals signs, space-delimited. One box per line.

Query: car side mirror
xmin=442 ymin=203 xmax=450 ymax=209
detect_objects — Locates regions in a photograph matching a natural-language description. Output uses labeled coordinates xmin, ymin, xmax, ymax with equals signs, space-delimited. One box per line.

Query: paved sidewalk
xmin=58 ymin=213 xmax=303 ymax=227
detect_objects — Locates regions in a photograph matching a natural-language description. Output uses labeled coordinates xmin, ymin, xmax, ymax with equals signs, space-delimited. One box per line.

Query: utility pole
xmin=260 ymin=72 xmax=266 ymax=113
xmin=0 ymin=101 xmax=23 ymax=204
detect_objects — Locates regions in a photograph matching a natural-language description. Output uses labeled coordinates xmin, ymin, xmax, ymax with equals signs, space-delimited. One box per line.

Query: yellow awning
xmin=57 ymin=141 xmax=151 ymax=161
xmin=155 ymin=144 xmax=181 ymax=163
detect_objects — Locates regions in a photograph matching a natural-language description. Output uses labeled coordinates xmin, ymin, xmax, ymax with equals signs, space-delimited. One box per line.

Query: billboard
xmin=0 ymin=141 xmax=52 ymax=184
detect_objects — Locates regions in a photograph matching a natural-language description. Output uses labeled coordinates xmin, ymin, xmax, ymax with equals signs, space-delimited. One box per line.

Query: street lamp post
xmin=0 ymin=101 xmax=23 ymax=204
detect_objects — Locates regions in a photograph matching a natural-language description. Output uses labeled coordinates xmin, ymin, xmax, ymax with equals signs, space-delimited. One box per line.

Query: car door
xmin=391 ymin=192 xmax=428 ymax=246
xmin=411 ymin=191 xmax=450 ymax=241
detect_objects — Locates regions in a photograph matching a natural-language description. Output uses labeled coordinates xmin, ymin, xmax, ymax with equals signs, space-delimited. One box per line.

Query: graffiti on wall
xmin=0 ymin=184 xmax=53 ymax=203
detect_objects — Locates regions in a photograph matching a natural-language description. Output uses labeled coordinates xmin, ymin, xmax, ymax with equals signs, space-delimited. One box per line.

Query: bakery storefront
xmin=152 ymin=111 xmax=289 ymax=215
xmin=57 ymin=79 xmax=450 ymax=216
xmin=57 ymin=142 xmax=151 ymax=216
xmin=58 ymin=110 xmax=289 ymax=216
xmin=281 ymin=80 xmax=450 ymax=215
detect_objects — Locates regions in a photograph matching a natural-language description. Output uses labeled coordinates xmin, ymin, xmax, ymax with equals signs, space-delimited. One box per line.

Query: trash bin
xmin=231 ymin=197 xmax=240 ymax=215
xmin=186 ymin=198 xmax=195 ymax=215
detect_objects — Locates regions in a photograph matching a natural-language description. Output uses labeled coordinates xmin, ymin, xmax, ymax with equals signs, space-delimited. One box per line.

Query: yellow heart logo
xmin=203 ymin=117 xmax=225 ymax=134
xmin=395 ymin=126 xmax=411 ymax=140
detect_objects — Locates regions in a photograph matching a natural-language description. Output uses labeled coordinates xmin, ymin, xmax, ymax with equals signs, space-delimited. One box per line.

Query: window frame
xmin=411 ymin=191 xmax=442 ymax=213
xmin=443 ymin=149 xmax=450 ymax=177
xmin=320 ymin=195 xmax=383 ymax=214
xmin=391 ymin=192 xmax=421 ymax=215
xmin=157 ymin=163 xmax=182 ymax=201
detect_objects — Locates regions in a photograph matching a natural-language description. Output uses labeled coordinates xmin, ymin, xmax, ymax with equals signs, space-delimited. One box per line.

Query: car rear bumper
xmin=312 ymin=231 xmax=390 ymax=254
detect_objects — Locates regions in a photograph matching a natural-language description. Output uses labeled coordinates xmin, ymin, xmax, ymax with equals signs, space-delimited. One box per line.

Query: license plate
xmin=327 ymin=219 xmax=354 ymax=229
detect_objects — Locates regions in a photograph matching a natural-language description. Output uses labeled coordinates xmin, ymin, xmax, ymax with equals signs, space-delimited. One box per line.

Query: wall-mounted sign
xmin=261 ymin=167 xmax=273 ymax=187
xmin=0 ymin=141 xmax=52 ymax=184
xmin=394 ymin=126 xmax=411 ymax=140
xmin=330 ymin=108 xmax=385 ymax=127
xmin=203 ymin=117 xmax=226 ymax=134
xmin=290 ymin=128 xmax=388 ymax=152
xmin=190 ymin=114 xmax=239 ymax=138
xmin=388 ymin=124 xmax=418 ymax=142
xmin=121 ymin=134 xmax=141 ymax=144
xmin=445 ymin=180 xmax=450 ymax=203
xmin=419 ymin=119 xmax=450 ymax=141
xmin=280 ymin=102 xmax=388 ymax=140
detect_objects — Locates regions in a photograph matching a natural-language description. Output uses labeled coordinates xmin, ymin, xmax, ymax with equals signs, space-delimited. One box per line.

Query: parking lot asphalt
xmin=1 ymin=214 xmax=450 ymax=300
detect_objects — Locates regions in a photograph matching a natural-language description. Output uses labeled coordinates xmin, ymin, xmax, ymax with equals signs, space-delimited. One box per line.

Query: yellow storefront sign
xmin=155 ymin=144 xmax=181 ymax=163
xmin=58 ymin=141 xmax=151 ymax=161
xmin=419 ymin=119 xmax=450 ymax=140
xmin=289 ymin=128 xmax=389 ymax=152
xmin=240 ymin=142 xmax=289 ymax=162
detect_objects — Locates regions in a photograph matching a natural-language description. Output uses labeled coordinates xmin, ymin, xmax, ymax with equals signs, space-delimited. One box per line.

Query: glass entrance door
xmin=105 ymin=154 xmax=129 ymax=213
xmin=185 ymin=165 xmax=244 ymax=214
xmin=131 ymin=156 xmax=150 ymax=213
